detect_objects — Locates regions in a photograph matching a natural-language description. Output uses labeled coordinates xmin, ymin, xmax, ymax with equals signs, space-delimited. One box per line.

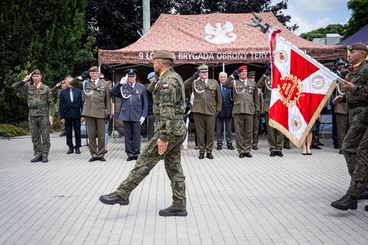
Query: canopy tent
xmin=99 ymin=12 xmax=346 ymax=66
xmin=338 ymin=24 xmax=368 ymax=45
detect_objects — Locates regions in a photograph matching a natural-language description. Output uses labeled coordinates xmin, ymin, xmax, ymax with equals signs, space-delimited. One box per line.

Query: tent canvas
xmin=338 ymin=24 xmax=368 ymax=45
xmin=99 ymin=12 xmax=346 ymax=66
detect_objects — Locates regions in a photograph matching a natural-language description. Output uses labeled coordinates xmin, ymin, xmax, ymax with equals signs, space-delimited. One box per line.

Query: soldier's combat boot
xmin=99 ymin=192 xmax=129 ymax=205
xmin=358 ymin=188 xmax=368 ymax=200
xmin=159 ymin=206 xmax=187 ymax=217
xmin=284 ymin=141 xmax=291 ymax=149
xmin=331 ymin=195 xmax=357 ymax=210
xmin=365 ymin=205 xmax=368 ymax=211
xmin=42 ymin=156 xmax=48 ymax=163
xmin=31 ymin=155 xmax=42 ymax=163
xmin=198 ymin=152 xmax=205 ymax=159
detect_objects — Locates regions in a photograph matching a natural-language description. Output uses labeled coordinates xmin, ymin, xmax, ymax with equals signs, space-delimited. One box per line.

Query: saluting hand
xmin=157 ymin=138 xmax=168 ymax=155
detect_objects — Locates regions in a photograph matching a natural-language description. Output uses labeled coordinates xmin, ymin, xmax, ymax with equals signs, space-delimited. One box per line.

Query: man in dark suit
xmin=59 ymin=76 xmax=83 ymax=154
xmin=216 ymin=72 xmax=234 ymax=150
xmin=111 ymin=69 xmax=148 ymax=161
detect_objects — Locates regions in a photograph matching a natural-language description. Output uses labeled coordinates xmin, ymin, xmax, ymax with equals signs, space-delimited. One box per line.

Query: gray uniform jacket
xmin=111 ymin=82 xmax=148 ymax=122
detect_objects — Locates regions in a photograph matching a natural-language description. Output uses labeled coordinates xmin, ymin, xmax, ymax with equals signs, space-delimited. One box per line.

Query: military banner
xmin=268 ymin=27 xmax=341 ymax=148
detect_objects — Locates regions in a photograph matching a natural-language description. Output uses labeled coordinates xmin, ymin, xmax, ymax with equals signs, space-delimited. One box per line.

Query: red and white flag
xmin=268 ymin=27 xmax=339 ymax=147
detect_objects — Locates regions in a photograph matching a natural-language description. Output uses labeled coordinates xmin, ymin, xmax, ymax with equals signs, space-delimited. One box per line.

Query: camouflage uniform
xmin=12 ymin=80 xmax=54 ymax=158
xmin=115 ymin=68 xmax=187 ymax=210
xmin=342 ymin=61 xmax=368 ymax=197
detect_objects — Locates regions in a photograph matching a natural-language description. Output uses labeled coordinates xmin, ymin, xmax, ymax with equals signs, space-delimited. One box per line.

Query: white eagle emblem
xmin=205 ymin=21 xmax=237 ymax=44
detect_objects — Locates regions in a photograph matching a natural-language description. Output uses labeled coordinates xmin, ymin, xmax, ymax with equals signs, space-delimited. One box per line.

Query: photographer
xmin=12 ymin=69 xmax=54 ymax=163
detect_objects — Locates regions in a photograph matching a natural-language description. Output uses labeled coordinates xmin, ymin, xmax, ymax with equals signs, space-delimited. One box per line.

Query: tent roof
xmin=99 ymin=12 xmax=346 ymax=66
xmin=338 ymin=24 xmax=368 ymax=45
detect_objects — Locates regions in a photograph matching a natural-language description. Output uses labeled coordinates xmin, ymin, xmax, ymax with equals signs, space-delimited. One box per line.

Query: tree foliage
xmin=87 ymin=0 xmax=297 ymax=50
xmin=344 ymin=0 xmax=368 ymax=38
xmin=300 ymin=24 xmax=346 ymax=41
xmin=0 ymin=0 xmax=95 ymax=123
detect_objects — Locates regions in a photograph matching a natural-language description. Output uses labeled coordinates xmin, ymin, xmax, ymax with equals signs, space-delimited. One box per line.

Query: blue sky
xmin=273 ymin=0 xmax=351 ymax=35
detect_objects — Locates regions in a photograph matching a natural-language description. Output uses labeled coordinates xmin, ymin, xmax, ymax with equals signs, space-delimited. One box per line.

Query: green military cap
xmin=152 ymin=50 xmax=175 ymax=61
xmin=31 ymin=69 xmax=42 ymax=76
xmin=247 ymin=71 xmax=256 ymax=77
xmin=348 ymin=42 xmax=368 ymax=52
xmin=89 ymin=66 xmax=99 ymax=72
xmin=197 ymin=64 xmax=208 ymax=72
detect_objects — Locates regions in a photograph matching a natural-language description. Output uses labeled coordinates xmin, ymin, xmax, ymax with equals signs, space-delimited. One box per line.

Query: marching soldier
xmin=257 ymin=68 xmax=284 ymax=157
xmin=100 ymin=50 xmax=188 ymax=217
xmin=184 ymin=64 xmax=222 ymax=159
xmin=330 ymin=42 xmax=368 ymax=210
xmin=224 ymin=65 xmax=259 ymax=158
xmin=12 ymin=69 xmax=54 ymax=162
xmin=71 ymin=66 xmax=111 ymax=162
xmin=111 ymin=68 xmax=148 ymax=161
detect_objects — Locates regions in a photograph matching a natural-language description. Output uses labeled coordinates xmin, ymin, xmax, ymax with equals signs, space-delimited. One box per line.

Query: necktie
xmin=221 ymin=85 xmax=225 ymax=96
xmin=70 ymin=88 xmax=74 ymax=102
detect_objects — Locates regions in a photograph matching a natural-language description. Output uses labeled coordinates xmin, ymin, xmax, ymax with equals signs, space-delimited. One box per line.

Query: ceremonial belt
xmin=155 ymin=114 xmax=183 ymax=121
xmin=349 ymin=102 xmax=368 ymax=109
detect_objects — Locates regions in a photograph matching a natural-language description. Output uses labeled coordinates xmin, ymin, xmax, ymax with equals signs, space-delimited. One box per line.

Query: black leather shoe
xmin=331 ymin=195 xmax=357 ymax=210
xmin=252 ymin=145 xmax=258 ymax=150
xmin=284 ymin=143 xmax=291 ymax=149
xmin=239 ymin=153 xmax=245 ymax=158
xmin=216 ymin=145 xmax=222 ymax=150
xmin=99 ymin=157 xmax=106 ymax=162
xmin=198 ymin=153 xmax=205 ymax=159
xmin=270 ymin=151 xmax=277 ymax=157
xmin=311 ymin=145 xmax=322 ymax=149
xmin=227 ymin=144 xmax=234 ymax=150
xmin=206 ymin=153 xmax=214 ymax=159
xmin=244 ymin=152 xmax=252 ymax=158
xmin=31 ymin=155 xmax=42 ymax=163
xmin=339 ymin=149 xmax=343 ymax=154
xmin=67 ymin=148 xmax=74 ymax=154
xmin=99 ymin=192 xmax=129 ymax=205
xmin=42 ymin=156 xmax=48 ymax=163
xmin=89 ymin=157 xmax=97 ymax=162
xmin=133 ymin=155 xmax=139 ymax=160
xmin=276 ymin=151 xmax=284 ymax=157
xmin=159 ymin=206 xmax=187 ymax=217
xmin=75 ymin=148 xmax=81 ymax=154
xmin=127 ymin=156 xmax=135 ymax=161
xmin=365 ymin=205 xmax=368 ymax=211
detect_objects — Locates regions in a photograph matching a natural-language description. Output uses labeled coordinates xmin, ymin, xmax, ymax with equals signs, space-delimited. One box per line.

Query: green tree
xmin=0 ymin=0 xmax=95 ymax=123
xmin=344 ymin=0 xmax=368 ymax=38
xmin=300 ymin=24 xmax=346 ymax=41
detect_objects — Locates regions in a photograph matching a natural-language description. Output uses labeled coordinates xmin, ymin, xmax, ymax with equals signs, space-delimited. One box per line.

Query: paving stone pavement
xmin=1 ymin=134 xmax=368 ymax=245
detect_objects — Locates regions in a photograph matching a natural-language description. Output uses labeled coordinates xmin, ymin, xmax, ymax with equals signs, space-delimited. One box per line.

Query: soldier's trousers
xmin=193 ymin=113 xmax=216 ymax=153
xmin=346 ymin=126 xmax=368 ymax=197
xmin=29 ymin=116 xmax=50 ymax=157
xmin=253 ymin=114 xmax=260 ymax=146
xmin=234 ymin=114 xmax=253 ymax=154
xmin=336 ymin=113 xmax=349 ymax=149
xmin=216 ymin=116 xmax=232 ymax=146
xmin=86 ymin=117 xmax=105 ymax=158
xmin=116 ymin=133 xmax=186 ymax=209
xmin=265 ymin=113 xmax=284 ymax=152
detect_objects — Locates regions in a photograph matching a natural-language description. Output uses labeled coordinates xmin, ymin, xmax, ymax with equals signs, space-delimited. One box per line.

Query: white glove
xmin=120 ymin=74 xmax=128 ymax=85
xmin=139 ymin=116 xmax=145 ymax=125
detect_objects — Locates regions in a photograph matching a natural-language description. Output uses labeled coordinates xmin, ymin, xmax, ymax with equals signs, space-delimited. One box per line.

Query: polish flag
xmin=268 ymin=27 xmax=339 ymax=147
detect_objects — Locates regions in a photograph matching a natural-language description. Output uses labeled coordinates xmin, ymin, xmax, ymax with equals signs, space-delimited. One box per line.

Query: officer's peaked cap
xmin=125 ymin=68 xmax=137 ymax=75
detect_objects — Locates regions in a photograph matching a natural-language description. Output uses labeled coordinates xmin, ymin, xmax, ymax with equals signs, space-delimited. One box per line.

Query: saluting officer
xmin=71 ymin=66 xmax=111 ymax=162
xmin=184 ymin=64 xmax=222 ymax=159
xmin=12 ymin=69 xmax=54 ymax=163
xmin=257 ymin=68 xmax=284 ymax=157
xmin=111 ymin=69 xmax=148 ymax=161
xmin=224 ymin=65 xmax=259 ymax=158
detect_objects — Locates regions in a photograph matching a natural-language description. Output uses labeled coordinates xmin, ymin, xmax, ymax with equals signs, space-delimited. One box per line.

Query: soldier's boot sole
xmin=99 ymin=196 xmax=129 ymax=206
xmin=159 ymin=209 xmax=187 ymax=217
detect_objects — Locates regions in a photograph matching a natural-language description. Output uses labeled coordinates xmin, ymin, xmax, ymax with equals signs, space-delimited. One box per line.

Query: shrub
xmin=0 ymin=124 xmax=28 ymax=138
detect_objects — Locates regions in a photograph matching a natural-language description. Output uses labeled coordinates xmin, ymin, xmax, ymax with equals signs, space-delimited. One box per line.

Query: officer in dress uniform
xmin=71 ymin=66 xmax=111 ymax=162
xmin=223 ymin=65 xmax=260 ymax=158
xmin=184 ymin=64 xmax=222 ymax=159
xmin=249 ymin=71 xmax=263 ymax=150
xmin=257 ymin=68 xmax=284 ymax=157
xmin=111 ymin=69 xmax=148 ymax=161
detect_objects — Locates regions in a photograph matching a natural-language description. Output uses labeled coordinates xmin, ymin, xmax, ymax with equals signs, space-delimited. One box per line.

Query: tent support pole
xmin=222 ymin=63 xmax=225 ymax=72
